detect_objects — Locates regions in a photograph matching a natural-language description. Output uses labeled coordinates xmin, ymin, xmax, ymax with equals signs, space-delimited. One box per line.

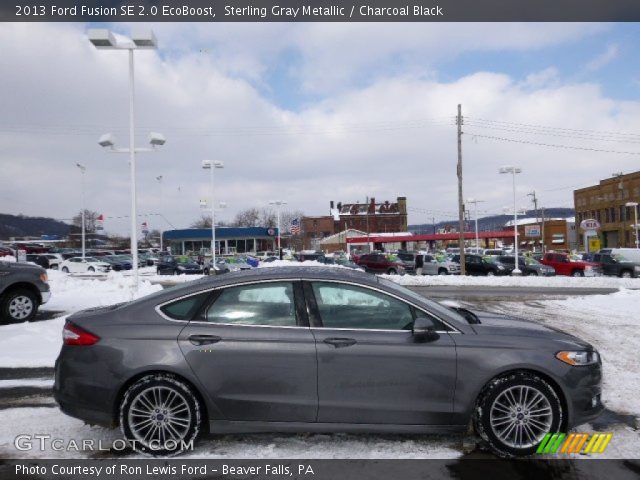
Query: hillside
xmin=0 ymin=213 xmax=71 ymax=239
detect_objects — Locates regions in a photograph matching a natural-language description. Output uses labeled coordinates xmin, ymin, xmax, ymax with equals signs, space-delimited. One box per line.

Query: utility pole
xmin=456 ymin=104 xmax=466 ymax=275
xmin=540 ymin=206 xmax=546 ymax=252
xmin=365 ymin=196 xmax=371 ymax=253
xmin=528 ymin=191 xmax=539 ymax=251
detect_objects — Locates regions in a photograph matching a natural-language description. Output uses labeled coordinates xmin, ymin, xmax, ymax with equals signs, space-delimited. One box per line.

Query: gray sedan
xmin=54 ymin=267 xmax=602 ymax=457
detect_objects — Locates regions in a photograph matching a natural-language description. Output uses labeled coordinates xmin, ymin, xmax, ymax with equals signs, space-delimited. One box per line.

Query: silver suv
xmin=420 ymin=254 xmax=461 ymax=275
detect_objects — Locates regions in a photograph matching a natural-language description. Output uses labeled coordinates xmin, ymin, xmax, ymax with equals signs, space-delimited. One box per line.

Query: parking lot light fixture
xmin=202 ymin=160 xmax=224 ymax=264
xmin=626 ymin=202 xmax=639 ymax=249
xmin=76 ymin=163 xmax=86 ymax=259
xmin=499 ymin=166 xmax=523 ymax=275
xmin=89 ymin=28 xmax=163 ymax=291
xmin=269 ymin=200 xmax=287 ymax=258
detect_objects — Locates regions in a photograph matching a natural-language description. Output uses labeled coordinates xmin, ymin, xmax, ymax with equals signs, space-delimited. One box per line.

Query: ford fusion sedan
xmin=54 ymin=267 xmax=603 ymax=457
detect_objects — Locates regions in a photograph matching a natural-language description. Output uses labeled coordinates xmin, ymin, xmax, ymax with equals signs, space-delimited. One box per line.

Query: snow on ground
xmin=0 ymin=316 xmax=67 ymax=367
xmin=384 ymin=273 xmax=640 ymax=289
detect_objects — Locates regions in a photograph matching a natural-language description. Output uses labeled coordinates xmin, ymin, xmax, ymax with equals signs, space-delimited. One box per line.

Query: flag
xmin=290 ymin=218 xmax=301 ymax=235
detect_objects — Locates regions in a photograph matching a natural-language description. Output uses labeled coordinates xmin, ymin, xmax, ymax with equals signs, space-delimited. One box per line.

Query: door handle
xmin=189 ymin=334 xmax=221 ymax=346
xmin=323 ymin=337 xmax=357 ymax=348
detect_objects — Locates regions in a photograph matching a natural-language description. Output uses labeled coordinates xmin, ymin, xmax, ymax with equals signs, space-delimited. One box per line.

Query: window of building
xmin=605 ymin=209 xmax=610 ymax=223
xmin=610 ymin=207 xmax=616 ymax=223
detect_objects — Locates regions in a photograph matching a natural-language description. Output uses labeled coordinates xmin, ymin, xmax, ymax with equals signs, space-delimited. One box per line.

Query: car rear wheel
xmin=474 ymin=372 xmax=563 ymax=457
xmin=487 ymin=270 xmax=496 ymax=276
xmin=0 ymin=289 xmax=38 ymax=324
xmin=571 ymin=270 xmax=584 ymax=277
xmin=438 ymin=268 xmax=448 ymax=275
xmin=88 ymin=267 xmax=95 ymax=272
xmin=61 ymin=267 xmax=69 ymax=273
xmin=120 ymin=374 xmax=202 ymax=456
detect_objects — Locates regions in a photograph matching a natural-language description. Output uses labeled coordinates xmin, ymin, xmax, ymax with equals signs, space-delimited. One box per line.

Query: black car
xmin=498 ymin=256 xmax=556 ymax=276
xmin=55 ymin=267 xmax=603 ymax=457
xmin=103 ymin=255 xmax=133 ymax=271
xmin=156 ymin=256 xmax=203 ymax=275
xmin=592 ymin=253 xmax=640 ymax=278
xmin=452 ymin=254 xmax=511 ymax=276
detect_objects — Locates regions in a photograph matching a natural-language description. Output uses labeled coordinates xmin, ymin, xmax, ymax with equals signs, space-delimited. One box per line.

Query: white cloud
xmin=585 ymin=43 xmax=619 ymax=72
xmin=0 ymin=22 xmax=637 ymax=236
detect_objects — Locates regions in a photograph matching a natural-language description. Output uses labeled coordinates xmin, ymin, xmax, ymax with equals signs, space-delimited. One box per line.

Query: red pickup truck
xmin=539 ymin=253 xmax=601 ymax=277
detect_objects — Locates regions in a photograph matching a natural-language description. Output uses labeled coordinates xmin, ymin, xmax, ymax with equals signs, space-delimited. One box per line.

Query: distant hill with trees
xmin=409 ymin=208 xmax=575 ymax=234
xmin=0 ymin=213 xmax=71 ymax=239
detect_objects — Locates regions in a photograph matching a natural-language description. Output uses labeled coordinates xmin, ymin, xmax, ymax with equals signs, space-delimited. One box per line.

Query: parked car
xmin=599 ymin=248 xmax=640 ymax=264
xmin=0 ymin=260 xmax=50 ymax=324
xmin=59 ymin=257 xmax=111 ymax=274
xmin=103 ymin=255 xmax=133 ymax=271
xmin=539 ymin=253 xmax=601 ymax=277
xmin=54 ymin=266 xmax=603 ymax=457
xmin=354 ymin=253 xmax=405 ymax=275
xmin=156 ymin=256 xmax=203 ymax=275
xmin=420 ymin=254 xmax=461 ymax=275
xmin=451 ymin=254 xmax=511 ymax=276
xmin=591 ymin=253 xmax=640 ymax=278
xmin=295 ymin=251 xmax=326 ymax=262
xmin=0 ymin=246 xmax=15 ymax=257
xmin=394 ymin=252 xmax=417 ymax=274
xmin=498 ymin=256 xmax=556 ymax=276
xmin=26 ymin=254 xmax=51 ymax=269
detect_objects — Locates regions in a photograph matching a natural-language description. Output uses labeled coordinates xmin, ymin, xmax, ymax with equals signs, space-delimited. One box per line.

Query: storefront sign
xmin=524 ymin=225 xmax=541 ymax=238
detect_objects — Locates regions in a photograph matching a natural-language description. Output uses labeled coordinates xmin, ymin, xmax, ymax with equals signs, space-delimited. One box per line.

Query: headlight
xmin=634 ymin=266 xmax=640 ymax=271
xmin=497 ymin=265 xmax=504 ymax=270
xmin=177 ymin=265 xmax=186 ymax=270
xmin=556 ymin=350 xmax=599 ymax=366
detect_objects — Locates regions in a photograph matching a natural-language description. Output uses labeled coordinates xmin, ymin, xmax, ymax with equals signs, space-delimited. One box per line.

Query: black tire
xmin=438 ymin=268 xmax=448 ymax=276
xmin=487 ymin=270 xmax=496 ymax=277
xmin=529 ymin=271 xmax=538 ymax=276
xmin=571 ymin=270 xmax=584 ymax=277
xmin=88 ymin=267 xmax=95 ymax=272
xmin=473 ymin=372 xmax=564 ymax=457
xmin=620 ymin=270 xmax=633 ymax=278
xmin=120 ymin=374 xmax=202 ymax=456
xmin=51 ymin=264 xmax=59 ymax=270
xmin=61 ymin=267 xmax=69 ymax=273
xmin=387 ymin=268 xmax=397 ymax=275
xmin=0 ymin=289 xmax=38 ymax=324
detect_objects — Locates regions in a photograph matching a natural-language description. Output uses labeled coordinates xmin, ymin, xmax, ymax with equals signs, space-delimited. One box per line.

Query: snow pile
xmin=383 ymin=274 xmax=640 ymax=289
xmin=0 ymin=256 xmax=16 ymax=263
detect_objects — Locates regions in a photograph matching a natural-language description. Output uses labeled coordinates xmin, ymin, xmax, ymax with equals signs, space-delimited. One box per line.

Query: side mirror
xmin=412 ymin=316 xmax=440 ymax=341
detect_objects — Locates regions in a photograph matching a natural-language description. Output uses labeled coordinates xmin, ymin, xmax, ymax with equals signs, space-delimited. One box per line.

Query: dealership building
xmin=162 ymin=227 xmax=279 ymax=255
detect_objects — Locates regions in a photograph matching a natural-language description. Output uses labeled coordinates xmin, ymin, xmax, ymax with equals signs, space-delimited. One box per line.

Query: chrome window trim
xmin=153 ymin=276 xmax=461 ymax=333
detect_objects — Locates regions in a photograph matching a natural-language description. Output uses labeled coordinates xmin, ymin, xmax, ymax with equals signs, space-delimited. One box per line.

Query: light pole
xmin=76 ymin=163 xmax=86 ymax=259
xmin=89 ymin=29 xmax=165 ymax=290
xmin=499 ymin=165 xmax=523 ymax=275
xmin=626 ymin=202 xmax=639 ymax=249
xmin=269 ymin=200 xmax=287 ymax=258
xmin=156 ymin=175 xmax=163 ymax=252
xmin=202 ymin=160 xmax=224 ymax=265
xmin=467 ymin=198 xmax=485 ymax=253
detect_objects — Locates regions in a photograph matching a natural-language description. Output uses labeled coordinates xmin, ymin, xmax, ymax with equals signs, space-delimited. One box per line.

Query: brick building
xmin=301 ymin=197 xmax=408 ymax=250
xmin=574 ymin=171 xmax=640 ymax=248
xmin=504 ymin=218 xmax=577 ymax=252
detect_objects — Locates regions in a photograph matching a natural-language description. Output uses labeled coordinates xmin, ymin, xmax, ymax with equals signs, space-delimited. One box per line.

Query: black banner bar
xmin=3 ymin=0 xmax=640 ymax=22
xmin=2 ymin=459 xmax=640 ymax=480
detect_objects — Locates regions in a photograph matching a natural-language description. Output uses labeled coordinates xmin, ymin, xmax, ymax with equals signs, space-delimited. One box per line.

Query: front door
xmin=178 ymin=281 xmax=318 ymax=422
xmin=306 ymin=281 xmax=456 ymax=425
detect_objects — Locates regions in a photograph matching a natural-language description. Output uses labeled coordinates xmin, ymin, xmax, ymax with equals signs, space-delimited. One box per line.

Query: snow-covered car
xmin=59 ymin=257 xmax=111 ymax=274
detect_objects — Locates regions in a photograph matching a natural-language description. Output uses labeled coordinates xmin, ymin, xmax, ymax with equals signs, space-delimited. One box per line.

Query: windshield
xmin=85 ymin=257 xmax=101 ymax=263
xmin=524 ymin=257 xmax=541 ymax=266
xmin=613 ymin=254 xmax=629 ymax=262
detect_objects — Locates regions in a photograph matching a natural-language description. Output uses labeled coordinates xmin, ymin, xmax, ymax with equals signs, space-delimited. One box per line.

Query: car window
xmin=311 ymin=282 xmax=414 ymax=330
xmin=160 ymin=291 xmax=212 ymax=321
xmin=205 ymin=282 xmax=297 ymax=327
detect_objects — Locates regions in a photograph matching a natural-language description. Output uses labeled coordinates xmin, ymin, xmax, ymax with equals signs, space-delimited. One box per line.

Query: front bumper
xmin=564 ymin=361 xmax=605 ymax=427
xmin=40 ymin=290 xmax=51 ymax=304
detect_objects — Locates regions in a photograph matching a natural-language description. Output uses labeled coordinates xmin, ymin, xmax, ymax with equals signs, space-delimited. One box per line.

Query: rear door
xmin=177 ymin=281 xmax=318 ymax=422
xmin=306 ymin=281 xmax=457 ymax=425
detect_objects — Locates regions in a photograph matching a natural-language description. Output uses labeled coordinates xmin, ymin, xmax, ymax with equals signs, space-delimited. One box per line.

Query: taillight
xmin=63 ymin=322 xmax=100 ymax=346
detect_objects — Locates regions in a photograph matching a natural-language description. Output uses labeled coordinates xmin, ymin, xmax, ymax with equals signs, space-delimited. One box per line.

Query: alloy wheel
xmin=489 ymin=385 xmax=553 ymax=449
xmin=8 ymin=295 xmax=34 ymax=320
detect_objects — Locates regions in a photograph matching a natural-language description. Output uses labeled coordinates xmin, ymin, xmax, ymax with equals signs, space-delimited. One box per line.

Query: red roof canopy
xmin=346 ymin=230 xmax=516 ymax=243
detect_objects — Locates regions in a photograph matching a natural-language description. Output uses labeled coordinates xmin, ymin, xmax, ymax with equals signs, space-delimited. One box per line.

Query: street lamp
xmin=156 ymin=175 xmax=163 ymax=252
xmin=269 ymin=200 xmax=287 ymax=258
xmin=467 ymin=198 xmax=485 ymax=253
xmin=202 ymin=160 xmax=224 ymax=265
xmin=76 ymin=163 xmax=86 ymax=259
xmin=626 ymin=202 xmax=639 ymax=249
xmin=90 ymin=29 xmax=165 ymax=290
xmin=499 ymin=165 xmax=523 ymax=275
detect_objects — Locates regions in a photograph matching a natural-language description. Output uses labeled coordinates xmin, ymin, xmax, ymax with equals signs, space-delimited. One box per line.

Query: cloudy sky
xmin=1 ymin=22 xmax=639 ymax=234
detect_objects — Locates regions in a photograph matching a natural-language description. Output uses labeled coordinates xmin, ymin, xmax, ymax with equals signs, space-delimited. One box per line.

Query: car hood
xmin=5 ymin=262 xmax=45 ymax=273
xmin=470 ymin=311 xmax=592 ymax=348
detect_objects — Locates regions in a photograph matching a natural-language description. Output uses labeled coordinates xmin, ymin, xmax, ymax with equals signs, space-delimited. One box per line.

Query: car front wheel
xmin=120 ymin=374 xmax=202 ymax=456
xmin=0 ymin=289 xmax=38 ymax=324
xmin=61 ymin=267 xmax=69 ymax=273
xmin=571 ymin=270 xmax=584 ymax=277
xmin=474 ymin=372 xmax=563 ymax=457
xmin=387 ymin=268 xmax=397 ymax=275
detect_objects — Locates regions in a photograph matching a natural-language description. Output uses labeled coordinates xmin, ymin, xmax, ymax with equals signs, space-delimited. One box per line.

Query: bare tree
xmin=232 ymin=208 xmax=261 ymax=227
xmin=72 ymin=209 xmax=100 ymax=233
xmin=190 ymin=214 xmax=212 ymax=229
